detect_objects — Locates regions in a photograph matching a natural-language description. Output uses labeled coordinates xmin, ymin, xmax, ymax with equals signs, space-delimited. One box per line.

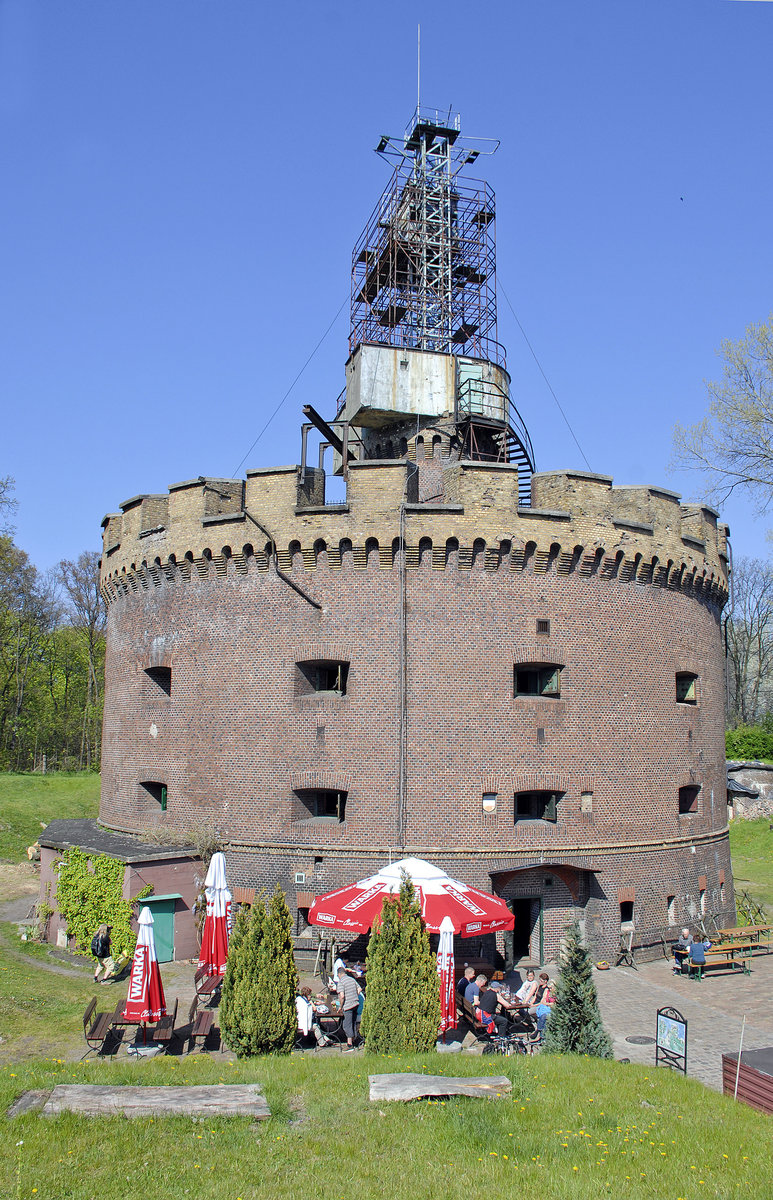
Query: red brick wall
xmin=100 ymin=547 xmax=733 ymax=959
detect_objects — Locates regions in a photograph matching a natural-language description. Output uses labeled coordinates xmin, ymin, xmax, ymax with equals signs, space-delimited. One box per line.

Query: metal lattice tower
xmin=351 ymin=107 xmax=504 ymax=366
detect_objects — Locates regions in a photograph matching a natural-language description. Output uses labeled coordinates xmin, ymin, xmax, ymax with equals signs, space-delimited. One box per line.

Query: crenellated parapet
xmin=100 ymin=463 xmax=729 ymax=609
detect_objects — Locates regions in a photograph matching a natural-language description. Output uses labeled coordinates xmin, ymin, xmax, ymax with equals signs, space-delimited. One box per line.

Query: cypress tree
xmin=219 ymin=887 xmax=298 ymax=1057
xmin=361 ymin=873 xmax=440 ymax=1054
xmin=253 ymin=884 xmax=298 ymax=1055
xmin=219 ymin=897 xmax=266 ymax=1057
xmin=541 ymin=920 xmax=613 ymax=1058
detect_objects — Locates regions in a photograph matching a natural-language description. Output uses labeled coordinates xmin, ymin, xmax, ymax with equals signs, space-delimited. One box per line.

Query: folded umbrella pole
xmin=198 ymin=851 xmax=232 ymax=977
xmin=122 ymin=906 xmax=167 ymax=1047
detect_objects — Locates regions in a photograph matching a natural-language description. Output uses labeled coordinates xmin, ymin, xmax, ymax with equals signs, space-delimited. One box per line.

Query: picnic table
xmin=718 ymin=925 xmax=772 ymax=946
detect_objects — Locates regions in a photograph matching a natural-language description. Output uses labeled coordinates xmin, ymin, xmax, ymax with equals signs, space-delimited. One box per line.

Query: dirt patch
xmin=0 ymin=862 xmax=39 ymax=904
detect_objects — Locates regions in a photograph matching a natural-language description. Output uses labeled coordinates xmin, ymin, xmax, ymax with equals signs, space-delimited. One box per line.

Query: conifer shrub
xmin=360 ymin=873 xmax=440 ymax=1054
xmin=219 ymin=886 xmax=298 ymax=1056
xmin=541 ymin=919 xmax=613 ymax=1058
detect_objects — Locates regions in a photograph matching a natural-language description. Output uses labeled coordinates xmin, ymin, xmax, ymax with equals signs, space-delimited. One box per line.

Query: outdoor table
xmin=718 ymin=925 xmax=773 ymax=942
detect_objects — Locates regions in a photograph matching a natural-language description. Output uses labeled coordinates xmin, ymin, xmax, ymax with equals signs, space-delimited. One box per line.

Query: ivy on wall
xmin=54 ymin=847 xmax=152 ymax=957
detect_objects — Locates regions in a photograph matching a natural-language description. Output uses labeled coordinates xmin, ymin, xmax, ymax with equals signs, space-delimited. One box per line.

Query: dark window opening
xmin=514 ymin=790 xmax=564 ymax=823
xmin=141 ymin=780 xmax=167 ymax=811
xmin=294 ymin=789 xmax=347 ymax=823
xmin=620 ymin=900 xmax=634 ymax=924
xmin=679 ymin=785 xmax=700 ymax=814
xmin=297 ymin=660 xmax=349 ymax=696
xmin=145 ymin=666 xmax=171 ymax=696
xmin=536 ymin=618 xmax=551 ymax=635
xmin=676 ymin=672 xmax=698 ymax=704
xmin=514 ymin=663 xmax=561 ymax=698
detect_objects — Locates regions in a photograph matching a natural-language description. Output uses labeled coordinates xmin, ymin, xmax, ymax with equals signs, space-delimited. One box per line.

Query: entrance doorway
xmin=509 ymin=897 xmax=542 ymax=962
xmin=142 ymin=894 xmax=179 ymax=963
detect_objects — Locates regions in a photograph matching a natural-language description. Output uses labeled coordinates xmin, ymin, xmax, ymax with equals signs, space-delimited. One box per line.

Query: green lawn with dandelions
xmin=2 ymin=1049 xmax=771 ymax=1200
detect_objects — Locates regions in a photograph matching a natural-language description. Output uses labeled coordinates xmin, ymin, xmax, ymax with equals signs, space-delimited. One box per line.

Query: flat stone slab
xmin=40 ymin=1084 xmax=270 ymax=1119
xmin=368 ymin=1073 xmax=511 ymax=1102
xmin=7 ymin=1090 xmax=51 ymax=1118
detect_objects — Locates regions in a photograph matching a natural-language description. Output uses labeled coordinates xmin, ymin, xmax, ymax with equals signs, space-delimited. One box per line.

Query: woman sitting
xmin=296 ymin=987 xmax=334 ymax=1047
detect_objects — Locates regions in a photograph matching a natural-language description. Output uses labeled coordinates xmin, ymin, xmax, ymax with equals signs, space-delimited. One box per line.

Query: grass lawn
xmin=0 ymin=773 xmax=99 ymax=862
xmin=729 ymin=818 xmax=773 ymax=916
xmin=1 ymin=1042 xmax=771 ymax=1199
xmin=0 ymin=928 xmax=771 ymax=1200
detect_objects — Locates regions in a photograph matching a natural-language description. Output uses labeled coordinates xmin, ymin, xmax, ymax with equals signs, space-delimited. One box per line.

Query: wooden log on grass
xmin=40 ymin=1084 xmax=270 ymax=1119
xmin=368 ymin=1073 xmax=511 ymax=1102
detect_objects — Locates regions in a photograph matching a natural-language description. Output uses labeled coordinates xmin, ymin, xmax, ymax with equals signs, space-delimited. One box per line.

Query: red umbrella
xmin=308 ymin=856 xmax=514 ymax=937
xmin=198 ymin=851 xmax=231 ymax=976
xmin=123 ymin=906 xmax=166 ymax=1026
xmin=437 ymin=915 xmax=456 ymax=1036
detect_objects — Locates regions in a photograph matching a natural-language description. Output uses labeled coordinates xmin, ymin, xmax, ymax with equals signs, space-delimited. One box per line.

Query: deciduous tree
xmin=725 ymin=555 xmax=773 ymax=726
xmin=673 ymin=314 xmax=773 ymax=512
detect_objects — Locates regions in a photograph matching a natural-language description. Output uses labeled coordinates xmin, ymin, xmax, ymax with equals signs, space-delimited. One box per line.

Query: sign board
xmin=655 ymin=1006 xmax=687 ymax=1075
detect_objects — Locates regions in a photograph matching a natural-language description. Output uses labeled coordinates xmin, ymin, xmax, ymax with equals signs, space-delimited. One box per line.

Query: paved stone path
xmin=591 ymin=952 xmax=773 ymax=1092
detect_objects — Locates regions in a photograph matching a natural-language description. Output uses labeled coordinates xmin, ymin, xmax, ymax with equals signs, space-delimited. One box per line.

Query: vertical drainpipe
xmin=397 ymin=497 xmax=409 ymax=850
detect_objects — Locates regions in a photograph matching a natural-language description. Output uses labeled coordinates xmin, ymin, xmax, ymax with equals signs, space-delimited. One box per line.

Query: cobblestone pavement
xmin=591 ymin=951 xmax=773 ymax=1092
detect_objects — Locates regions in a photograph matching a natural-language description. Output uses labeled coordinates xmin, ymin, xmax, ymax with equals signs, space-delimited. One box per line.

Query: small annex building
xmin=39 ymin=819 xmax=199 ymax=962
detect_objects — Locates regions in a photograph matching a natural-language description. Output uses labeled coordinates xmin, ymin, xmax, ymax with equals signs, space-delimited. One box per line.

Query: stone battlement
xmin=100 ymin=463 xmax=729 ymax=606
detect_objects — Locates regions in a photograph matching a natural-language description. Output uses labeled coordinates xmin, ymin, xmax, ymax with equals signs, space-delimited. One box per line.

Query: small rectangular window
xmin=514 ymin=790 xmax=563 ymax=823
xmin=678 ymin=785 xmax=700 ymax=814
xmin=297 ymin=660 xmax=349 ymax=696
xmin=580 ymin=791 xmax=593 ymax=813
xmin=145 ymin=666 xmax=171 ymax=696
xmin=140 ymin=780 xmax=167 ymax=811
xmin=514 ymin=664 xmax=561 ymax=698
xmin=667 ymin=895 xmax=676 ymax=924
xmin=482 ymin=792 xmax=497 ymax=813
xmin=620 ymin=900 xmax=634 ymax=924
xmin=700 ymin=888 xmax=706 ymax=914
xmin=675 ymin=673 xmax=698 ymax=704
xmin=294 ymin=789 xmax=347 ymax=823
xmin=536 ymin=618 xmax=550 ymax=635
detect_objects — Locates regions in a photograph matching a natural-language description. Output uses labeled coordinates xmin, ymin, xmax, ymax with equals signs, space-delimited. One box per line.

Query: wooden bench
xmin=82 ymin=997 xmax=120 ymax=1058
xmin=462 ymin=996 xmax=493 ymax=1037
xmin=194 ymin=966 xmax=224 ymax=1000
xmin=689 ymin=949 xmax=750 ymax=979
xmin=187 ymin=996 xmax=215 ymax=1052
xmin=151 ymin=998 xmax=179 ymax=1044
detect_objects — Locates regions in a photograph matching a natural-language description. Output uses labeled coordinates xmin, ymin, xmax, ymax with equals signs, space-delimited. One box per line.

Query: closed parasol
xmin=122 ymin=906 xmax=166 ymax=1025
xmin=198 ymin=850 xmax=232 ymax=976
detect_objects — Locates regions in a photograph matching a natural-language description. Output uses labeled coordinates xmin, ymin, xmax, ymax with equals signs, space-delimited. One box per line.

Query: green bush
xmin=360 ymin=873 xmax=440 ymax=1054
xmin=726 ymin=724 xmax=773 ymax=763
xmin=219 ymin=885 xmax=297 ymax=1057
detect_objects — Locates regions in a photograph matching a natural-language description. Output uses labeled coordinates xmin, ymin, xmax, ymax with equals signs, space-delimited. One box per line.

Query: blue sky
xmin=2 ymin=0 xmax=772 ymax=570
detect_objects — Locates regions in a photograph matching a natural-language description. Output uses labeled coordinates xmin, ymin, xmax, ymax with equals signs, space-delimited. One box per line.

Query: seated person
xmin=456 ymin=966 xmax=476 ymax=998
xmin=464 ymin=973 xmax=487 ymax=1007
xmin=475 ymin=980 xmax=510 ymax=1036
xmin=527 ymin=972 xmax=552 ymax=1014
xmin=536 ymin=978 xmax=557 ymax=1026
xmin=296 ymin=987 xmax=334 ymax=1047
xmin=688 ymin=940 xmax=706 ymax=972
xmin=514 ymin=969 xmax=538 ymax=1008
xmin=673 ymin=928 xmax=693 ymax=973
